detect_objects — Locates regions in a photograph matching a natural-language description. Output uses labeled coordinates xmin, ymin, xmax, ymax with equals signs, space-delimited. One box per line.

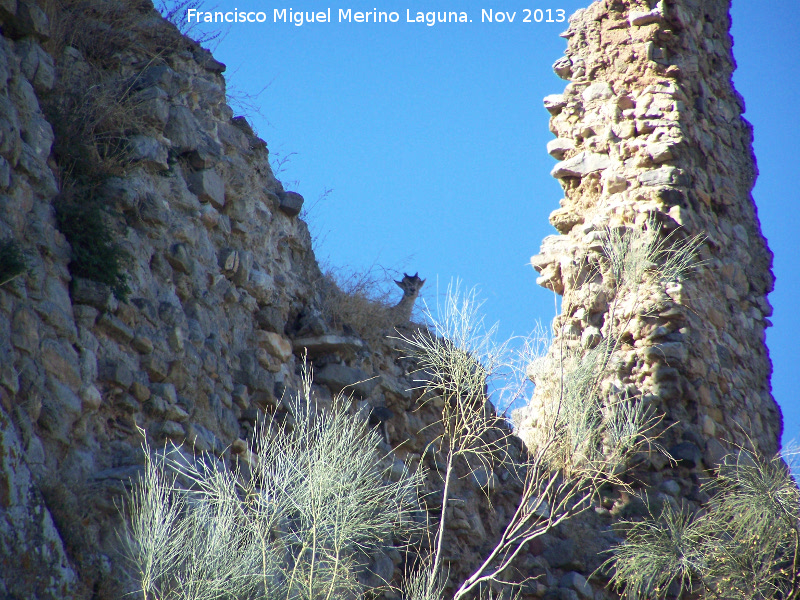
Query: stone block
xmin=165 ymin=242 xmax=193 ymax=274
xmin=159 ymin=420 xmax=185 ymax=440
xmin=133 ymin=65 xmax=175 ymax=91
xmin=638 ymin=165 xmax=688 ymax=187
xmin=292 ymin=334 xmax=364 ymax=356
xmin=543 ymin=93 xmax=566 ymax=114
xmin=552 ymin=56 xmax=572 ymax=79
xmin=546 ymin=138 xmax=575 ymax=159
xmin=581 ymin=81 xmax=613 ymax=102
xmin=278 ymin=190 xmax=303 ymax=216
xmin=11 ymin=306 xmax=39 ymax=355
xmin=40 ymin=339 xmax=81 ymax=389
xmin=98 ymin=361 xmax=133 ymax=390
xmin=164 ymin=403 xmax=189 ymax=422
xmin=551 ymin=151 xmax=612 ymax=178
xmin=79 ymin=384 xmax=103 ymax=411
xmin=126 ymin=135 xmax=168 ymax=170
xmin=255 ymin=306 xmax=286 ymax=333
xmin=315 ymin=363 xmax=379 ymax=398
xmin=141 ymin=354 xmax=169 ymax=382
xmin=256 ymin=331 xmax=292 ymax=362
xmin=669 ymin=441 xmax=702 ymax=468
xmin=132 ymin=335 xmax=154 ymax=354
xmin=629 ymin=3 xmax=664 ymax=27
xmin=97 ymin=312 xmax=134 ymax=343
xmin=16 ymin=39 xmax=55 ymax=91
xmin=559 ymin=572 xmax=592 ymax=600
xmin=186 ymin=168 xmax=225 ymax=209
xmin=39 ymin=376 xmax=81 ymax=442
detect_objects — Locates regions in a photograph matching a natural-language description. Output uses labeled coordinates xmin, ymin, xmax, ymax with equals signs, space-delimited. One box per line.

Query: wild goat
xmin=391 ymin=273 xmax=425 ymax=325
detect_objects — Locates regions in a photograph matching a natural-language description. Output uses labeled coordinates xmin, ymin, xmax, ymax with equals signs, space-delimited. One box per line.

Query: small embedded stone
xmin=638 ymin=166 xmax=688 ymax=187
xmin=141 ymin=354 xmax=169 ymax=382
xmin=159 ymin=420 xmax=186 ymax=439
xmin=115 ymin=394 xmax=141 ymax=413
xmin=219 ymin=248 xmax=239 ymax=274
xmin=98 ymin=361 xmax=133 ymax=389
xmin=552 ymin=56 xmax=572 ymax=79
xmin=166 ymin=243 xmax=193 ymax=274
xmin=130 ymin=381 xmax=151 ymax=402
xmin=559 ymin=571 xmax=593 ymax=600
xmin=72 ymin=277 xmax=117 ymax=312
xmin=629 ymin=3 xmax=664 ymax=27
xmin=551 ymin=151 xmax=612 ymax=178
xmin=80 ymin=384 xmax=103 ymax=411
xmin=126 ymin=135 xmax=168 ymax=170
xmin=132 ymin=335 xmax=154 ymax=354
xmin=164 ymin=403 xmax=189 ymax=422
xmin=543 ymin=93 xmax=566 ymax=114
xmin=231 ymin=438 xmax=248 ymax=454
xmin=278 ymin=191 xmax=304 ymax=217
xmin=257 ymin=331 xmax=293 ymax=362
xmin=669 ymin=441 xmax=702 ymax=468
xmin=546 ymin=138 xmax=575 ymax=159
xmin=97 ymin=313 xmax=134 ymax=343
xmin=186 ymin=168 xmax=225 ymax=209
xmin=581 ymin=82 xmax=613 ymax=102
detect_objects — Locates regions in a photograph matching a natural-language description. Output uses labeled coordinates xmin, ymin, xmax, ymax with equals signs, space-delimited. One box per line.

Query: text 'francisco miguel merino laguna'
xmin=187 ymin=8 xmax=471 ymax=25
xmin=186 ymin=7 xmax=568 ymax=25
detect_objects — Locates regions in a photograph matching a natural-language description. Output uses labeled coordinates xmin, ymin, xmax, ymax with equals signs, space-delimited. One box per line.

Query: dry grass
xmin=318 ymin=265 xmax=418 ymax=342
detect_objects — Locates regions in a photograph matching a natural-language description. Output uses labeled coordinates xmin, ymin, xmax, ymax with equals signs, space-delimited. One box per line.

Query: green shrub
xmin=0 ymin=239 xmax=26 ymax=286
xmin=56 ymin=197 xmax=130 ymax=301
xmin=605 ymin=447 xmax=800 ymax=599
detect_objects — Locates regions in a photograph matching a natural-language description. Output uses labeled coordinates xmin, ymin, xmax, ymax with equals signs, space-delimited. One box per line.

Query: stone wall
xmin=516 ymin=0 xmax=780 ymax=595
xmin=0 ymin=0 xmax=526 ymax=597
xmin=0 ymin=0 xmax=780 ymax=598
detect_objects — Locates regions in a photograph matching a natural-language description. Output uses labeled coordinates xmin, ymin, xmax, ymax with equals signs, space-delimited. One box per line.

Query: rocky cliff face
xmin=0 ymin=1 xmax=526 ymax=598
xmin=0 ymin=0 xmax=779 ymax=598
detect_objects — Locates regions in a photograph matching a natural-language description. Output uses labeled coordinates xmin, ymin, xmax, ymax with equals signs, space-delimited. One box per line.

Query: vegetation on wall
xmin=119 ymin=220 xmax=761 ymax=600
xmin=55 ymin=194 xmax=131 ymax=301
xmin=121 ymin=361 xmax=423 ymax=600
xmin=606 ymin=445 xmax=800 ymax=599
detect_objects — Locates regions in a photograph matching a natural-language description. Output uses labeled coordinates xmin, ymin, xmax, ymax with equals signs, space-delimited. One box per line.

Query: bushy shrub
xmin=56 ymin=194 xmax=130 ymax=301
xmin=606 ymin=446 xmax=800 ymax=599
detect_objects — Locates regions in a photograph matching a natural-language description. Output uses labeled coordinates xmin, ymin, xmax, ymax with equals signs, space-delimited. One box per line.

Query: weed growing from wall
xmin=605 ymin=445 xmax=800 ymax=599
xmin=396 ymin=218 xmax=703 ymax=600
xmin=56 ymin=194 xmax=130 ymax=301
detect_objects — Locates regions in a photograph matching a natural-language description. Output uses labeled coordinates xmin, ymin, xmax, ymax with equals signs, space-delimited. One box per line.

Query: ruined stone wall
xmin=0 ymin=0 xmax=780 ymax=598
xmin=0 ymin=1 xmax=523 ymax=597
xmin=516 ymin=0 xmax=780 ymax=595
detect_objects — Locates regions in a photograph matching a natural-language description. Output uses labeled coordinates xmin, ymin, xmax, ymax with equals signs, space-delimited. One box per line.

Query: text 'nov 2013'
xmin=186 ymin=8 xmax=568 ymax=26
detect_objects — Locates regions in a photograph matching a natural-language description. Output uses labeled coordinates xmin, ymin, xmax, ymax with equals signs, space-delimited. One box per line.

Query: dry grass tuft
xmin=319 ymin=265 xmax=418 ymax=342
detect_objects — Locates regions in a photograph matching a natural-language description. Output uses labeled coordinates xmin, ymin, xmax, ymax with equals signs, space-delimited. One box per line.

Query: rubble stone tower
xmin=521 ymin=0 xmax=780 ymax=486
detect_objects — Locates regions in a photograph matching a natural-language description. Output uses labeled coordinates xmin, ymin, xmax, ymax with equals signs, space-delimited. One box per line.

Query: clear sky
xmin=196 ymin=1 xmax=800 ymax=448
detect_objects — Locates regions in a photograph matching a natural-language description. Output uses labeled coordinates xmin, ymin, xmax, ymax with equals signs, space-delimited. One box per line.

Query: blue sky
xmin=199 ymin=1 xmax=800 ymax=447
